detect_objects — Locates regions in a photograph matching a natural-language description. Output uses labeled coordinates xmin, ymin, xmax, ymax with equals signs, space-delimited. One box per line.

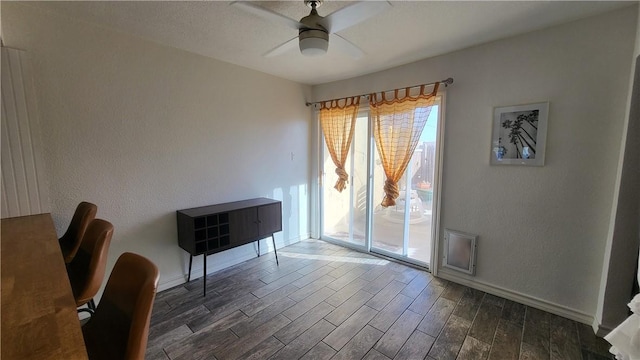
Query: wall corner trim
xmin=593 ymin=317 xmax=614 ymax=337
xmin=157 ymin=235 xmax=308 ymax=292
xmin=437 ymin=270 xmax=594 ymax=325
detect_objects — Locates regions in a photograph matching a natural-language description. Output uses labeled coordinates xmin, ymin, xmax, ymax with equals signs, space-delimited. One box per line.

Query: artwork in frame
xmin=491 ymin=102 xmax=549 ymax=166
xmin=443 ymin=229 xmax=477 ymax=275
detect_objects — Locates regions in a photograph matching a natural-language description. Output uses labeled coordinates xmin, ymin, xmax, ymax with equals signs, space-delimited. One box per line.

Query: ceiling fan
xmin=231 ymin=0 xmax=392 ymax=58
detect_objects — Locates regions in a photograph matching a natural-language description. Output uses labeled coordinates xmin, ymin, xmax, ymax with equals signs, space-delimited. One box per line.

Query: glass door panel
xmin=351 ymin=117 xmax=369 ymax=246
xmin=406 ymin=104 xmax=439 ymax=264
xmin=371 ymin=149 xmax=407 ymax=256
xmin=321 ymin=115 xmax=368 ymax=248
xmin=370 ymin=102 xmax=440 ymax=266
xmin=321 ymin=143 xmax=353 ymax=244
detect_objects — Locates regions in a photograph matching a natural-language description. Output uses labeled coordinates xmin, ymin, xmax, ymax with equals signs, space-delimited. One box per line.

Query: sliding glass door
xmin=371 ymin=105 xmax=440 ymax=264
xmin=320 ymin=98 xmax=442 ymax=267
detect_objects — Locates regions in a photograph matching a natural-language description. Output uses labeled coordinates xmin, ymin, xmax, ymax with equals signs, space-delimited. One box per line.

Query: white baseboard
xmin=437 ymin=270 xmax=594 ymax=325
xmin=159 ymin=235 xmax=596 ymax=326
xmin=313 ymin=238 xmax=595 ymax=326
xmin=158 ymin=274 xmax=192 ymax=292
xmin=157 ymin=234 xmax=308 ymax=292
xmin=158 ymin=251 xmax=257 ymax=292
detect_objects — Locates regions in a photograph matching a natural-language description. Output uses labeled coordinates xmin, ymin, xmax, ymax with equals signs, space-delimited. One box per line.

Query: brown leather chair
xmin=67 ymin=219 xmax=113 ymax=312
xmin=59 ymin=202 xmax=98 ymax=264
xmin=82 ymin=252 xmax=159 ymax=360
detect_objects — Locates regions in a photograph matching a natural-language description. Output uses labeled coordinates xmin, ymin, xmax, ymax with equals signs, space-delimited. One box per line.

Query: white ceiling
xmin=26 ymin=1 xmax=634 ymax=85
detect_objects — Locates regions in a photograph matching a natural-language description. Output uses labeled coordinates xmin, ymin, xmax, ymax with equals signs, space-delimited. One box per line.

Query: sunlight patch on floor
xmin=279 ymin=251 xmax=389 ymax=265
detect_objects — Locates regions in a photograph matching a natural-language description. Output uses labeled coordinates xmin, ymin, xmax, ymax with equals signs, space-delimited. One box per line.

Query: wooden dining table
xmin=1 ymin=214 xmax=88 ymax=359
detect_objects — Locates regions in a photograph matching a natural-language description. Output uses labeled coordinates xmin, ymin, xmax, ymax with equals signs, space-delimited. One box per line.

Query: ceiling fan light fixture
xmin=299 ymin=29 xmax=329 ymax=56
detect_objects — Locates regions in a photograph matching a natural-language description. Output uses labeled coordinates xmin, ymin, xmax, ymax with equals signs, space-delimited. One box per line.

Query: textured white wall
xmin=312 ymin=7 xmax=637 ymax=320
xmin=1 ymin=3 xmax=312 ymax=291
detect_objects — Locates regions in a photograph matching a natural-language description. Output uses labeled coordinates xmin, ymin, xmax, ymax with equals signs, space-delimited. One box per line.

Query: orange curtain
xmin=370 ymin=83 xmax=439 ymax=207
xmin=320 ymin=96 xmax=361 ymax=192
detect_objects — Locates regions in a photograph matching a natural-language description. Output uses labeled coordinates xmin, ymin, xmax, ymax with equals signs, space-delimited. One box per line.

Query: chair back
xmin=59 ymin=202 xmax=97 ymax=263
xmin=82 ymin=252 xmax=159 ymax=360
xmin=67 ymin=219 xmax=113 ymax=307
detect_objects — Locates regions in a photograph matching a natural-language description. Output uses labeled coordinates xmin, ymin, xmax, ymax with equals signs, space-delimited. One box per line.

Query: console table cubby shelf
xmin=177 ymin=198 xmax=282 ymax=296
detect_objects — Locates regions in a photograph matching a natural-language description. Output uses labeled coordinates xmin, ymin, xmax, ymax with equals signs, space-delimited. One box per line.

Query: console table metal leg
xmin=187 ymin=255 xmax=193 ymax=282
xmin=203 ymin=253 xmax=207 ymax=297
xmin=272 ymin=234 xmax=279 ymax=266
xmin=257 ymin=240 xmax=260 ymax=257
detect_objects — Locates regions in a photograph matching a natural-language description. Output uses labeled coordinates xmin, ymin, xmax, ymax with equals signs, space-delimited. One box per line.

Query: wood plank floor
xmin=147 ymin=239 xmax=613 ymax=360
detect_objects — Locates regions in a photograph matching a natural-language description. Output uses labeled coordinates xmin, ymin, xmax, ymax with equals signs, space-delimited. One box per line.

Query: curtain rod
xmin=305 ymin=77 xmax=453 ymax=107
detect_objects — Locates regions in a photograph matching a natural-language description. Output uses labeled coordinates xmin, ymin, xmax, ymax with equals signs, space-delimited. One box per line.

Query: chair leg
xmin=78 ymin=308 xmax=94 ymax=316
xmin=78 ymin=301 xmax=95 ymax=317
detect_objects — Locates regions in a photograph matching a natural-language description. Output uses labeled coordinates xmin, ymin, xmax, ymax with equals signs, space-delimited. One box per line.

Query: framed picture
xmin=491 ymin=102 xmax=549 ymax=166
xmin=443 ymin=229 xmax=477 ymax=275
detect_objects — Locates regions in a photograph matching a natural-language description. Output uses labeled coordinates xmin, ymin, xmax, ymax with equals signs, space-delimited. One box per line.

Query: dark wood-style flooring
xmin=146 ymin=239 xmax=613 ymax=360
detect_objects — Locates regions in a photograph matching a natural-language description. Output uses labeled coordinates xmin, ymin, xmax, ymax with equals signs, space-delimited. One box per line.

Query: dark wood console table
xmin=177 ymin=198 xmax=282 ymax=295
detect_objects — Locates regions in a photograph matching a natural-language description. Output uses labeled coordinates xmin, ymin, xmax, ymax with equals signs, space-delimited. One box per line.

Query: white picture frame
xmin=443 ymin=229 xmax=477 ymax=275
xmin=491 ymin=102 xmax=549 ymax=166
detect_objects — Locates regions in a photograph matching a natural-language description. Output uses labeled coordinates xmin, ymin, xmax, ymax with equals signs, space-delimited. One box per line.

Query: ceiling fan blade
xmin=263 ymin=36 xmax=299 ymax=57
xmin=320 ymin=1 xmax=392 ymax=34
xmin=230 ymin=1 xmax=304 ymax=30
xmin=330 ymin=34 xmax=364 ymax=59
